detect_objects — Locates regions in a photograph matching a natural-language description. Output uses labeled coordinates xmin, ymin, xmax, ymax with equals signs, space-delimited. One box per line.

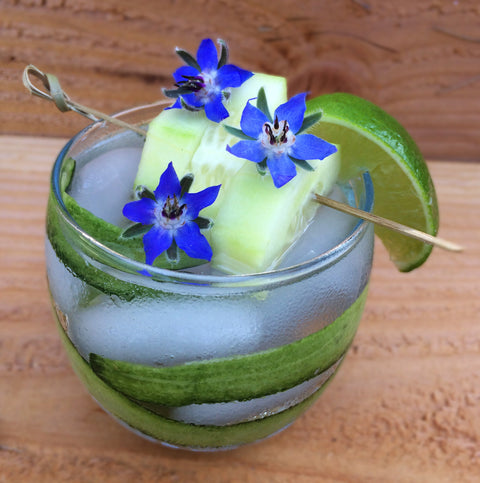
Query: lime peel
xmin=306 ymin=92 xmax=439 ymax=271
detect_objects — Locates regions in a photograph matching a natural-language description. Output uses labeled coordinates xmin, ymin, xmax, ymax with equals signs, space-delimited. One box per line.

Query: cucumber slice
xmin=47 ymin=158 xmax=207 ymax=301
xmin=210 ymin=149 xmax=341 ymax=274
xmin=62 ymin=191 xmax=206 ymax=270
xmin=56 ymin=305 xmax=328 ymax=449
xmin=53 ymin=288 xmax=367 ymax=448
xmin=89 ymin=285 xmax=367 ymax=406
xmin=47 ymin=195 xmax=152 ymax=301
xmin=134 ymin=108 xmax=210 ymax=191
xmin=61 ymin=158 xmax=206 ymax=269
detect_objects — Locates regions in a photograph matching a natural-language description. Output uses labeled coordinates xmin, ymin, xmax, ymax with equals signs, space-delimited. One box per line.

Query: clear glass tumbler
xmin=45 ymin=104 xmax=375 ymax=451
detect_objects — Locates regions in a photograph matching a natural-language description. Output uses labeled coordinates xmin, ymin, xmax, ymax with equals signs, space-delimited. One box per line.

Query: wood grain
xmin=0 ymin=135 xmax=479 ymax=482
xmin=1 ymin=0 xmax=480 ymax=161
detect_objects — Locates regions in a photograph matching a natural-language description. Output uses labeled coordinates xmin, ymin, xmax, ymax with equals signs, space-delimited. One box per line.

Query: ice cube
xmin=278 ymin=185 xmax=358 ymax=268
xmin=67 ymin=293 xmax=261 ymax=366
xmin=45 ymin=238 xmax=90 ymax=315
xmin=257 ymin=183 xmax=375 ymax=348
xmin=157 ymin=359 xmax=341 ymax=426
xmin=68 ymin=147 xmax=142 ymax=226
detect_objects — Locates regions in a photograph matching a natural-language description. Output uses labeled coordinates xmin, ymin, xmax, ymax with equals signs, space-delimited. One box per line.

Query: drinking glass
xmin=46 ymin=104 xmax=374 ymax=451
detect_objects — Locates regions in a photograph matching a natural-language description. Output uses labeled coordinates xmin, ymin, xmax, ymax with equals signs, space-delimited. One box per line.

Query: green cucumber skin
xmin=53 ymin=305 xmax=335 ymax=449
xmin=90 ymin=286 xmax=368 ymax=406
xmin=46 ymin=158 xmax=208 ymax=301
xmin=61 ymin=191 xmax=206 ymax=269
xmin=47 ymin=194 xmax=150 ymax=301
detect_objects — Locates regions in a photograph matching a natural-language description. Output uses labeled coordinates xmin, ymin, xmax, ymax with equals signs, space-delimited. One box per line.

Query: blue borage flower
xmin=226 ymin=89 xmax=338 ymax=188
xmin=163 ymin=38 xmax=253 ymax=123
xmin=122 ymin=162 xmax=220 ymax=265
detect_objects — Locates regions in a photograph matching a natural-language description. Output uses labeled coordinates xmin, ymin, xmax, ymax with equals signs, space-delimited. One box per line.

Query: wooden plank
xmin=2 ymin=1 xmax=480 ymax=161
xmin=0 ymin=135 xmax=479 ymax=482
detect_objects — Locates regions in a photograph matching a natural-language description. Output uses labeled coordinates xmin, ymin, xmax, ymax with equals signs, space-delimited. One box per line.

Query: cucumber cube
xmin=210 ymin=149 xmax=341 ymax=274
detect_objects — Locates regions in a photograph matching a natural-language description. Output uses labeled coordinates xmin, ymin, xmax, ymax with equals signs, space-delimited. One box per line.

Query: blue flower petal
xmin=182 ymin=92 xmax=204 ymax=108
xmin=227 ymin=139 xmax=266 ymax=164
xmin=217 ymin=65 xmax=253 ymax=88
xmin=204 ymin=95 xmax=230 ymax=122
xmin=172 ymin=65 xmax=200 ymax=83
xmin=274 ymin=92 xmax=307 ymax=134
xmin=236 ymin=66 xmax=254 ymax=85
xmin=122 ymin=198 xmax=156 ymax=225
xmin=168 ymin=40 xmax=252 ymax=121
xmin=266 ymin=154 xmax=297 ymax=188
xmin=175 ymin=222 xmax=213 ymax=261
xmin=154 ymin=162 xmax=181 ymax=201
xmin=137 ymin=268 xmax=152 ymax=277
xmin=290 ymin=134 xmax=338 ymax=160
xmin=143 ymin=226 xmax=174 ymax=265
xmin=240 ymin=101 xmax=268 ymax=138
xmin=196 ymin=38 xmax=218 ymax=72
xmin=183 ymin=184 xmax=221 ymax=219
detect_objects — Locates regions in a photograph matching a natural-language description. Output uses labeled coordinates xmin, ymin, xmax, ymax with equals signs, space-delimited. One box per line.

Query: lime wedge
xmin=306 ymin=93 xmax=439 ymax=271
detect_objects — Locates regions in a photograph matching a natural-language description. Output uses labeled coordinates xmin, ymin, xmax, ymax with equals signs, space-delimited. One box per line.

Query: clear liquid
xmin=49 ymin=143 xmax=373 ymax=366
xmin=47 ymin=137 xmax=374 ymax=436
xmin=67 ymin=146 xmax=360 ymax=273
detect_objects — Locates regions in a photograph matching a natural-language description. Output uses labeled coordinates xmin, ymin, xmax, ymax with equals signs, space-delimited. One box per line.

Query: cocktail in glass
xmin=46 ymin=103 xmax=374 ymax=450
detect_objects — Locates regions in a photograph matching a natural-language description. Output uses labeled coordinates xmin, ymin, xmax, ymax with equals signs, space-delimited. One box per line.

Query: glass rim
xmin=50 ymin=102 xmax=375 ymax=287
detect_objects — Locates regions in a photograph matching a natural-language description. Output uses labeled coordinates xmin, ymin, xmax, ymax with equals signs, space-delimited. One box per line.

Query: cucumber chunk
xmin=210 ymin=149 xmax=340 ymax=274
xmin=134 ymin=108 xmax=210 ymax=191
xmin=134 ymin=73 xmax=287 ymax=216
xmin=133 ymin=73 xmax=341 ymax=275
xmin=226 ymin=73 xmax=287 ymax=127
xmin=190 ymin=73 xmax=288 ymax=220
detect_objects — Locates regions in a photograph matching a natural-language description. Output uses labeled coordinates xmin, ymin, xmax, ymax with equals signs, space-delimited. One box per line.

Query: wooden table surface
xmin=4 ymin=0 xmax=480 ymax=163
xmin=1 ymin=135 xmax=479 ymax=482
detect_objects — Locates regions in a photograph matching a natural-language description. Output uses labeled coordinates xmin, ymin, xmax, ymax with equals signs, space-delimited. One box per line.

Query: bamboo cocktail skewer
xmin=313 ymin=193 xmax=462 ymax=252
xmin=22 ymin=65 xmax=167 ymax=136
xmin=23 ymin=65 xmax=463 ymax=253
